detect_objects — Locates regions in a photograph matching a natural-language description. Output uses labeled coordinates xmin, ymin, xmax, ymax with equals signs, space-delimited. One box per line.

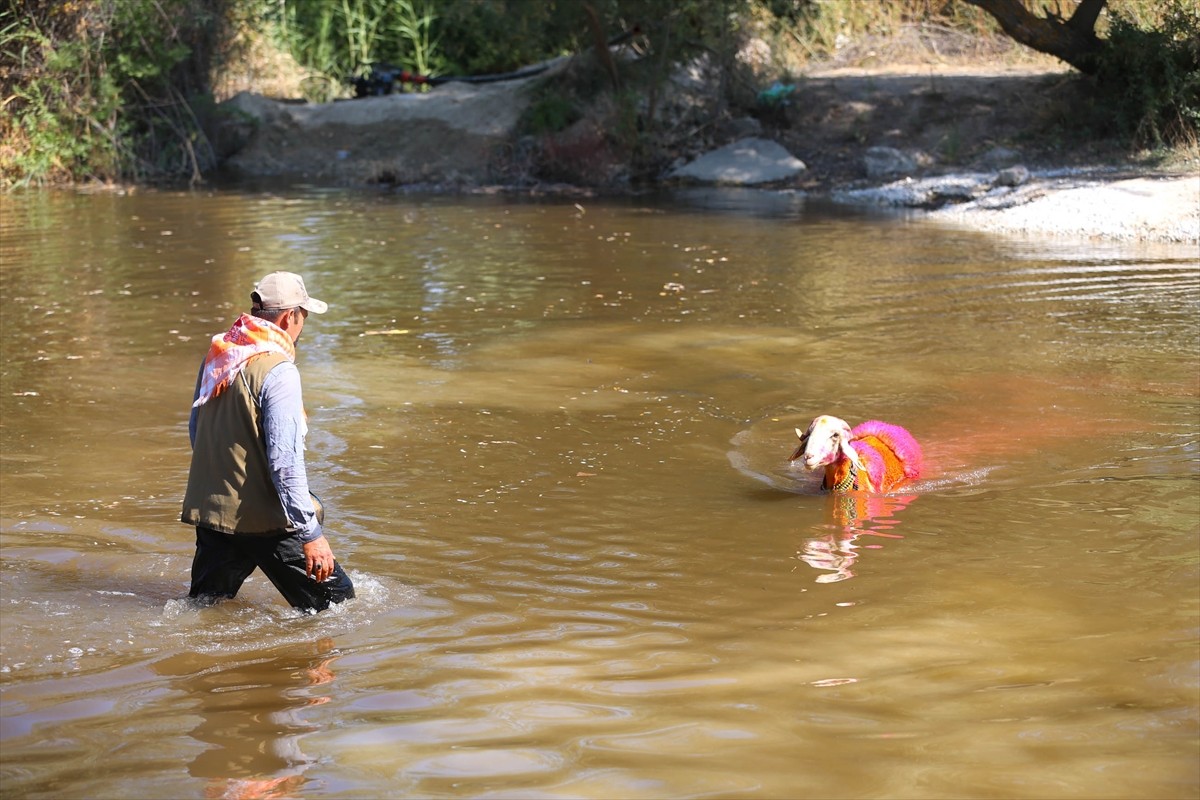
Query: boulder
xmin=995 ymin=165 xmax=1030 ymax=187
xmin=214 ymin=60 xmax=565 ymax=184
xmin=668 ymin=137 xmax=806 ymax=185
xmin=863 ymin=146 xmax=918 ymax=179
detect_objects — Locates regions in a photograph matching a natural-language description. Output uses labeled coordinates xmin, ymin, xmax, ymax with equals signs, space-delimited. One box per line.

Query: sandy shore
xmin=925 ymin=173 xmax=1199 ymax=244
xmin=826 ymin=170 xmax=1198 ymax=244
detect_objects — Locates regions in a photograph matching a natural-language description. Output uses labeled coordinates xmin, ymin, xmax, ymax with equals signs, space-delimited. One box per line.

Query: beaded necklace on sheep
xmin=829 ymin=461 xmax=859 ymax=492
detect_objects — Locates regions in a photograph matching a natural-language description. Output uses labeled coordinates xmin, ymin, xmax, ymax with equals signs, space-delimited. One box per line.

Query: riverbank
xmin=213 ymin=60 xmax=1198 ymax=243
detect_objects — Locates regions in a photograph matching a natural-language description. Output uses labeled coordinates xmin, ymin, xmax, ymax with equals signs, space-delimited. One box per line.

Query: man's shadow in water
xmin=153 ymin=638 xmax=340 ymax=800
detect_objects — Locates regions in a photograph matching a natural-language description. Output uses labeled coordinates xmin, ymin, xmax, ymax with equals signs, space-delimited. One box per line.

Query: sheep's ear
xmin=840 ymin=439 xmax=867 ymax=473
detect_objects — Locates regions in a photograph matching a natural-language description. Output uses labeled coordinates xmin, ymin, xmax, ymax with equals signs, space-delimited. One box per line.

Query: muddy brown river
xmin=1 ymin=186 xmax=1197 ymax=799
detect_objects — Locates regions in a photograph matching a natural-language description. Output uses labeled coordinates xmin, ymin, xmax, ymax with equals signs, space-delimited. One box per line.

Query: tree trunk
xmin=583 ymin=2 xmax=621 ymax=89
xmin=964 ymin=0 xmax=1107 ymax=74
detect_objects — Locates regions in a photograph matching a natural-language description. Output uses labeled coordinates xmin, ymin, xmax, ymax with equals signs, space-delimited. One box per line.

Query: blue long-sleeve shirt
xmin=190 ymin=360 xmax=323 ymax=543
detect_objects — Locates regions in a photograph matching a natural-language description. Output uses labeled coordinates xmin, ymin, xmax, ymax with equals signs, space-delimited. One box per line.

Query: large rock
xmin=668 ymin=137 xmax=806 ymax=185
xmin=863 ymin=146 xmax=918 ymax=179
xmin=215 ymin=61 xmax=565 ymax=184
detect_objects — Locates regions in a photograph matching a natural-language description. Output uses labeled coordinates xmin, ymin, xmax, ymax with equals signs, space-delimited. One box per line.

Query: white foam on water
xmin=1 ymin=564 xmax=421 ymax=676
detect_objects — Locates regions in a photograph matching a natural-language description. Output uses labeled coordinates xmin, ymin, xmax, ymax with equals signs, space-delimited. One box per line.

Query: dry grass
xmin=212 ymin=26 xmax=331 ymax=102
xmin=804 ymin=24 xmax=1067 ymax=72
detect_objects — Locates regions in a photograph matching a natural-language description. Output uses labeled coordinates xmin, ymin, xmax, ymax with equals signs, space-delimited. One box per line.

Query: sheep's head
xmin=790 ymin=415 xmax=862 ymax=472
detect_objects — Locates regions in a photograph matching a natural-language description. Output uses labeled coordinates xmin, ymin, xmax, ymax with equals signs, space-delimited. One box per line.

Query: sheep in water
xmin=790 ymin=415 xmax=923 ymax=493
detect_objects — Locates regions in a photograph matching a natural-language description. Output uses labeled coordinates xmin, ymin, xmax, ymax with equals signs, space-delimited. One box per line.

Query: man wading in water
xmin=182 ymin=271 xmax=354 ymax=612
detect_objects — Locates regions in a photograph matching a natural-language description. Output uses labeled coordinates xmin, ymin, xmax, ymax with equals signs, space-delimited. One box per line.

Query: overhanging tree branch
xmin=963 ymin=0 xmax=1107 ymax=74
xmin=1067 ymin=0 xmax=1107 ymax=35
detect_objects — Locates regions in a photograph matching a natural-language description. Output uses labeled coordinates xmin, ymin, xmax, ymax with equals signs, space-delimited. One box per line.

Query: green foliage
xmin=265 ymin=0 xmax=750 ymax=86
xmin=106 ymin=0 xmax=227 ymax=179
xmin=433 ymin=0 xmax=574 ymax=76
xmin=5 ymin=0 xmax=1196 ymax=186
xmin=268 ymin=0 xmax=446 ymax=91
xmin=1092 ymin=0 xmax=1200 ymax=148
xmin=391 ymin=0 xmax=440 ymax=78
xmin=521 ymin=90 xmax=582 ymax=136
xmin=2 ymin=0 xmax=229 ymax=186
xmin=2 ymin=7 xmax=119 ymax=185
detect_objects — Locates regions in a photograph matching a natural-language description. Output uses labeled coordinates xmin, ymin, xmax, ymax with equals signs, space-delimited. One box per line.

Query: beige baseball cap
xmin=252 ymin=271 xmax=328 ymax=314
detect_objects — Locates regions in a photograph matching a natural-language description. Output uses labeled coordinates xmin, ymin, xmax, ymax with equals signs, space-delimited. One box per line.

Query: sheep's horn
xmin=789 ymin=427 xmax=808 ymax=462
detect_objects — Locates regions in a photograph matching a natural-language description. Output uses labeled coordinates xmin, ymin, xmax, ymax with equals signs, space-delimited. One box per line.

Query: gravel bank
xmin=926 ymin=173 xmax=1199 ymax=243
xmin=828 ymin=170 xmax=1198 ymax=244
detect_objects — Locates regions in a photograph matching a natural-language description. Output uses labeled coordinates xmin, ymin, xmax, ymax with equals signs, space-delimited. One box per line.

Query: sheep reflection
xmin=796 ymin=491 xmax=918 ymax=583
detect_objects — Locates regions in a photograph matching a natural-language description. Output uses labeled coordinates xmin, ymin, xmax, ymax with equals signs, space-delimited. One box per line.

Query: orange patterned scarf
xmin=193 ymin=313 xmax=295 ymax=408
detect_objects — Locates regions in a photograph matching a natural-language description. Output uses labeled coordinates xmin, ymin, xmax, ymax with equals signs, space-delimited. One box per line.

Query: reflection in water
xmin=796 ymin=492 xmax=917 ymax=583
xmin=157 ymin=639 xmax=341 ymax=800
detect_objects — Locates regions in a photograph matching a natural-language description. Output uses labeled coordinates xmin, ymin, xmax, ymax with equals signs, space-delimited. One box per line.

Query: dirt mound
xmin=218 ymin=61 xmax=566 ymax=185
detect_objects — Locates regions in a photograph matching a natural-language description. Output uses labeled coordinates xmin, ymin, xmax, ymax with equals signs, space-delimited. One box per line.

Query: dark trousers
xmin=189 ymin=527 xmax=355 ymax=612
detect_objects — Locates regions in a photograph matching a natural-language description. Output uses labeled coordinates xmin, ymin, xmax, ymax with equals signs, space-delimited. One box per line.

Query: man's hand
xmin=303 ymin=535 xmax=337 ymax=582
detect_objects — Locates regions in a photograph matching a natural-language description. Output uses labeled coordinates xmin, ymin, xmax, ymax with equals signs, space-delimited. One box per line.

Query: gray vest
xmin=181 ymin=352 xmax=292 ymax=534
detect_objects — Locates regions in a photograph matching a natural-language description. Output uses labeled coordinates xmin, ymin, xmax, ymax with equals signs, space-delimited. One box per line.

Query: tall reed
xmin=267 ymin=0 xmax=442 ymax=99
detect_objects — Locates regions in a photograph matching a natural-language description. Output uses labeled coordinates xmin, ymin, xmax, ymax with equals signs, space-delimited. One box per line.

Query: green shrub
xmin=2 ymin=0 xmax=229 ymax=186
xmin=1093 ymin=0 xmax=1200 ymax=148
xmin=433 ymin=0 xmax=574 ymax=76
xmin=106 ymin=0 xmax=228 ymax=180
xmin=267 ymin=0 xmax=446 ymax=89
xmin=1 ymin=7 xmax=123 ymax=185
xmin=521 ymin=90 xmax=582 ymax=136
